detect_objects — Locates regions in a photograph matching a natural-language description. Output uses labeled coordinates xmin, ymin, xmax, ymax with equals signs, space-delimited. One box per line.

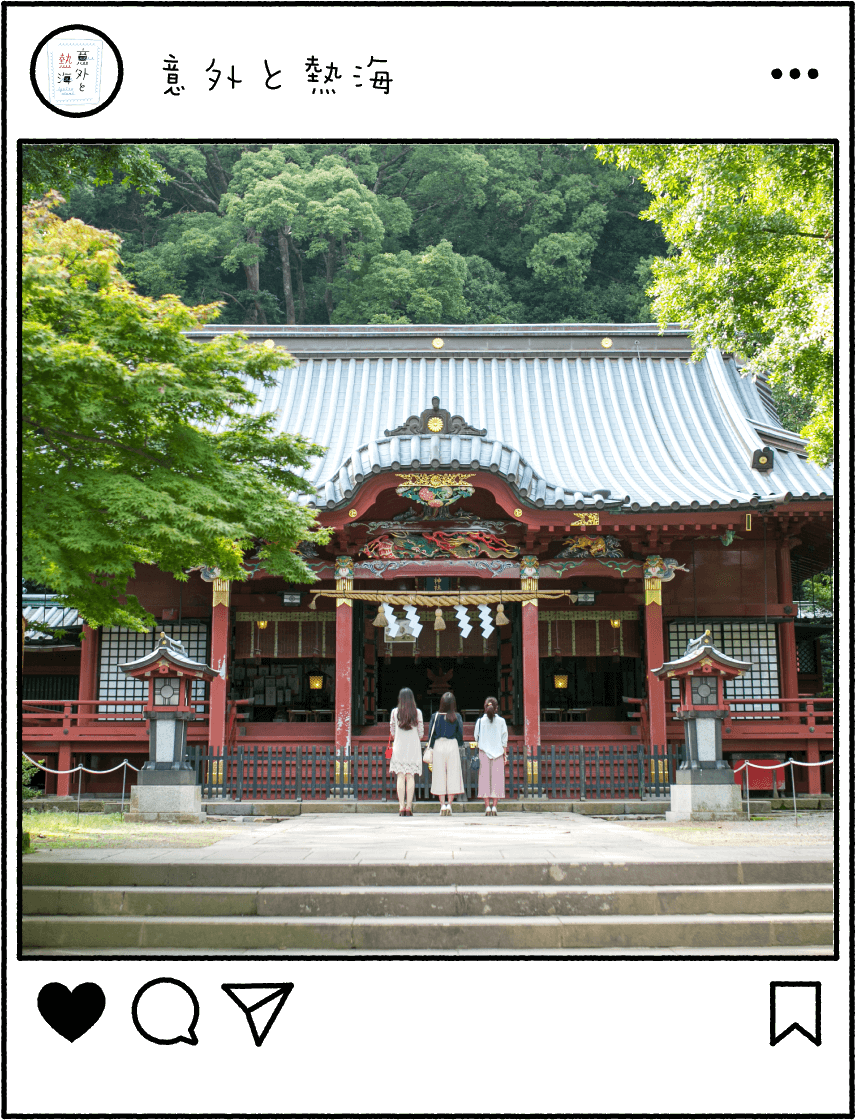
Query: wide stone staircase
xmin=22 ymin=859 xmax=833 ymax=952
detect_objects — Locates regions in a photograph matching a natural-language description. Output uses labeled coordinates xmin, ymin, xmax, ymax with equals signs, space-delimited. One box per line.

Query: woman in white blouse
xmin=473 ymin=696 xmax=508 ymax=816
xmin=389 ymin=687 xmax=424 ymax=817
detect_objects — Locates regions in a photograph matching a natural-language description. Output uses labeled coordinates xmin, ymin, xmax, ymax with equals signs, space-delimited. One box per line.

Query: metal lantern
xmin=309 ymin=674 xmax=325 ymax=691
xmin=553 ymin=674 xmax=569 ymax=690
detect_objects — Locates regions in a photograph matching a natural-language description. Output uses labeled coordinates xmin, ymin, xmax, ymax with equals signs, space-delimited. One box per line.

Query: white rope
xmin=733 ymin=756 xmax=832 ymax=825
xmin=22 ymin=753 xmax=141 ymax=775
xmin=733 ymin=758 xmax=833 ymax=773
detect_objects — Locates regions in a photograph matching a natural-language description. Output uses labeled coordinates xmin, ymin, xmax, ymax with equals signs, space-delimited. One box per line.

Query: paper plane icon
xmin=222 ymin=983 xmax=294 ymax=1047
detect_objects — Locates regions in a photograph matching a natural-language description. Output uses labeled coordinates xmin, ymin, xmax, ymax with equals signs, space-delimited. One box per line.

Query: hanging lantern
xmin=495 ymin=601 xmax=510 ymax=627
xmin=553 ymin=674 xmax=569 ymax=690
xmin=372 ymin=602 xmax=388 ymax=628
xmin=256 ymin=620 xmax=268 ymax=630
xmin=434 ymin=608 xmax=446 ymax=631
xmin=308 ymin=674 xmax=325 ymax=690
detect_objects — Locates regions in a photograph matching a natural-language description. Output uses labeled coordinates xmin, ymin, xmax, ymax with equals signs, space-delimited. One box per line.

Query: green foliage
xmin=22 ymin=754 xmax=44 ymax=800
xmin=597 ymin=144 xmax=834 ymax=464
xmin=22 ymin=144 xmax=167 ymax=202
xmin=22 ymin=195 xmax=330 ymax=630
xmin=53 ymin=142 xmax=667 ymax=327
xmin=333 ymin=241 xmax=469 ymax=324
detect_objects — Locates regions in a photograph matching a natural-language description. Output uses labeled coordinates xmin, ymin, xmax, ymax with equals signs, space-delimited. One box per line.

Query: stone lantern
xmin=120 ymin=631 xmax=218 ymax=822
xmin=651 ymin=629 xmax=751 ymax=821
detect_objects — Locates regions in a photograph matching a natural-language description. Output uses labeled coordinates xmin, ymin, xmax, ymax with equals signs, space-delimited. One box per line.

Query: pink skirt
xmin=477 ymin=752 xmax=505 ymax=799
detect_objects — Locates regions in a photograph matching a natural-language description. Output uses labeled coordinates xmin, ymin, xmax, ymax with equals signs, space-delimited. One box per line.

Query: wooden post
xmin=209 ymin=579 xmax=231 ymax=753
xmin=520 ymin=557 xmax=541 ymax=757
xmin=644 ymin=575 xmax=667 ymax=750
xmin=776 ymin=538 xmax=799 ymax=700
xmin=56 ymin=744 xmax=73 ymax=797
xmin=334 ymin=558 xmax=354 ymax=764
xmin=77 ymin=623 xmax=99 ymax=726
xmin=805 ymin=742 xmax=823 ymax=794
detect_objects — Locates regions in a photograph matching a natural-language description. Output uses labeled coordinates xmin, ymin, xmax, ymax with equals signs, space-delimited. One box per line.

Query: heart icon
xmin=37 ymin=982 xmax=106 ymax=1042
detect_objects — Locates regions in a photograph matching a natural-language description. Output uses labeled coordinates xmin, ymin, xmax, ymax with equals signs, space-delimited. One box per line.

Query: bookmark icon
xmin=770 ymin=982 xmax=821 ymax=1046
xmin=222 ymin=984 xmax=294 ymax=1047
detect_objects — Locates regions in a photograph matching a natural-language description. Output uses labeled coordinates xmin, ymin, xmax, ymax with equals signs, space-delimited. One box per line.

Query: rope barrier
xmin=23 ymin=754 xmax=143 ymax=822
xmin=732 ymin=757 xmax=832 ymax=823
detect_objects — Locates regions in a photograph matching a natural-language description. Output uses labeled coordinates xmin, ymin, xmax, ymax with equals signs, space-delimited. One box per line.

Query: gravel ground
xmin=617 ymin=812 xmax=833 ymax=846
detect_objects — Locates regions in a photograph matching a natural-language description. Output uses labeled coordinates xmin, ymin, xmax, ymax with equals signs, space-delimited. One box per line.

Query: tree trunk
xmin=325 ymin=238 xmax=336 ymax=321
xmin=291 ymin=236 xmax=307 ymax=324
xmin=242 ymin=227 xmax=267 ymax=324
xmin=277 ymin=226 xmax=297 ymax=325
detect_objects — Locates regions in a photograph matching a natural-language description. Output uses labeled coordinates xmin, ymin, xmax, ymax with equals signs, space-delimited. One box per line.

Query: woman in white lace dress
xmin=389 ymin=687 xmax=424 ymax=817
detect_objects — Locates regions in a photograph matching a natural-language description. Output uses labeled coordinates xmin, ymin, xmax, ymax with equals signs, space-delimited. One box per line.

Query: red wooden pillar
xmin=644 ymin=574 xmax=667 ymax=750
xmin=778 ymin=536 xmax=822 ymax=796
xmin=77 ymin=623 xmax=99 ymax=725
xmin=520 ymin=557 xmax=541 ymax=753
xmin=209 ymin=579 xmax=231 ymax=752
xmin=334 ymin=558 xmax=354 ymax=759
xmin=776 ymin=539 xmax=799 ymax=700
xmin=56 ymin=744 xmax=73 ymax=796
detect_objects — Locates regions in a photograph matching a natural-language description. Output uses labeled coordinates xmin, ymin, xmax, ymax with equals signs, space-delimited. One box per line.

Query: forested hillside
xmin=60 ymin=143 xmax=667 ymax=326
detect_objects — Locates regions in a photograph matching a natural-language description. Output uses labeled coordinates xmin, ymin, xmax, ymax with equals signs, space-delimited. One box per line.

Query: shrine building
xmin=23 ymin=325 xmax=834 ymax=799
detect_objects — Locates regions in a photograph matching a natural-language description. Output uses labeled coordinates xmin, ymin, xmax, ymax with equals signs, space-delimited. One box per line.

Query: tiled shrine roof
xmin=193 ymin=325 xmax=833 ymax=513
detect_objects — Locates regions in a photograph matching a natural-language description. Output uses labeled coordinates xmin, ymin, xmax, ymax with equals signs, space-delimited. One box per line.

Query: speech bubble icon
xmin=131 ymin=978 xmax=199 ymax=1046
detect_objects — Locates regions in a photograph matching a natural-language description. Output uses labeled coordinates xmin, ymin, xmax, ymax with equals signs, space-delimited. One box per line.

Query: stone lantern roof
xmin=119 ymin=630 xmax=217 ymax=679
xmin=651 ymin=629 xmax=753 ymax=680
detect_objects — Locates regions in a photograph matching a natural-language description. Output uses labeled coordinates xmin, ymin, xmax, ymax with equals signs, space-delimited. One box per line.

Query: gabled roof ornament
xmin=384 ymin=396 xmax=487 ymax=438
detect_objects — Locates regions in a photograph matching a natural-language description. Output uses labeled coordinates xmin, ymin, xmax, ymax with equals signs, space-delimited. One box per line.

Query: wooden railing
xmin=621 ymin=695 xmax=832 ymax=745
xmin=225 ymin=698 xmax=252 ymax=747
xmin=622 ymin=696 xmax=650 ymax=745
xmin=22 ymin=699 xmax=209 ymax=729
xmin=721 ymin=697 xmax=833 ymax=734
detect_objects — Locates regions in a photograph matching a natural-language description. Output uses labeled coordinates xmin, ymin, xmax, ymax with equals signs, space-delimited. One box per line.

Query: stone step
xmin=22 ymin=912 xmax=833 ymax=951
xmin=23 ymin=883 xmax=833 ymax=919
xmin=22 ymin=859 xmax=833 ymax=889
xmin=24 ymin=945 xmax=836 ymax=957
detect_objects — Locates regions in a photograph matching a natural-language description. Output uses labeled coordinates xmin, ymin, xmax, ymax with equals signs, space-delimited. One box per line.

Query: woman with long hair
xmin=473 ymin=696 xmax=508 ymax=816
xmin=427 ymin=691 xmax=465 ymax=815
xmin=389 ymin=687 xmax=424 ymax=816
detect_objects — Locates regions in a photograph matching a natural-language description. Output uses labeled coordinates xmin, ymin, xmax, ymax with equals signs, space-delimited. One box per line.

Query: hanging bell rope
xmin=372 ymin=602 xmax=388 ymax=628
xmin=309 ymin=589 xmax=567 ymax=606
xmin=433 ymin=607 xmax=446 ymax=631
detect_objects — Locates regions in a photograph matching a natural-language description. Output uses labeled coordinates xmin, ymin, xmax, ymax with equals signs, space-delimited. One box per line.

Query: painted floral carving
xmin=395 ymin=476 xmax=475 ymax=518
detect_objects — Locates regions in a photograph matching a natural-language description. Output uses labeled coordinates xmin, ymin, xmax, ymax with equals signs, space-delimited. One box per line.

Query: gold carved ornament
xmin=395 ymin=473 xmax=476 ymax=487
xmin=644 ymin=577 xmax=662 ymax=606
xmin=212 ymin=578 xmax=230 ymax=607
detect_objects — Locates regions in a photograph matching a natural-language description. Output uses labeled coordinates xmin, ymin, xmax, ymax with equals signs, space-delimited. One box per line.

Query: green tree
xmin=22 ymin=144 xmax=167 ymax=202
xmin=55 ymin=142 xmax=668 ymax=327
xmin=22 ymin=196 xmax=329 ymax=630
xmin=597 ymin=143 xmax=834 ymax=464
xmin=332 ymin=241 xmax=469 ymax=324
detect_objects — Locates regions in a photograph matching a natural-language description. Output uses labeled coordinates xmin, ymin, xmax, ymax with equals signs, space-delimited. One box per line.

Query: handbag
xmin=469 ymin=717 xmax=481 ymax=770
xmin=385 ymin=733 xmax=393 ymax=761
xmin=422 ymin=713 xmax=438 ymax=766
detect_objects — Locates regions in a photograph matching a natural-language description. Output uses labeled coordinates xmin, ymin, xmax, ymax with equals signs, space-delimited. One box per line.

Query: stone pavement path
xmin=24 ymin=810 xmax=833 ymax=865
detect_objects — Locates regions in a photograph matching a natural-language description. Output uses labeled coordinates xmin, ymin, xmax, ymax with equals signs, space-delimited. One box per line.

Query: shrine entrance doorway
xmin=375 ymin=655 xmax=500 ymax=726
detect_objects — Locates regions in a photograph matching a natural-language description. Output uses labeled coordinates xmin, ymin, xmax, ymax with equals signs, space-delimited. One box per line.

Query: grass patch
xmin=22 ymin=811 xmax=247 ymax=850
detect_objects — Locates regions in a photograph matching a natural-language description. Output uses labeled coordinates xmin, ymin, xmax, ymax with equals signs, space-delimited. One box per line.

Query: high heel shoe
xmin=399 ymin=808 xmax=406 ymax=816
xmin=405 ymin=806 xmax=413 ymax=816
